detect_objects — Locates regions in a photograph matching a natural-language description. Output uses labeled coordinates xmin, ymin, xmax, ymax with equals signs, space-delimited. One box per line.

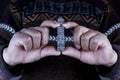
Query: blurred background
xmin=108 ymin=0 xmax=120 ymax=17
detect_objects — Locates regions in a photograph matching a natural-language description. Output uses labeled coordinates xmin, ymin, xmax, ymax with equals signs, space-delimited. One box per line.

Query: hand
xmin=3 ymin=20 xmax=60 ymax=66
xmin=62 ymin=22 xmax=118 ymax=67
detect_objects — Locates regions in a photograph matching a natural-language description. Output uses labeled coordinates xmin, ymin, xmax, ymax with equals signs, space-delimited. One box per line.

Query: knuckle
xmin=36 ymin=32 xmax=41 ymax=38
xmin=13 ymin=32 xmax=20 ymax=36
xmin=12 ymin=32 xmax=22 ymax=39
xmin=23 ymin=36 xmax=31 ymax=43
xmin=76 ymin=26 xmax=81 ymax=30
xmin=43 ymin=27 xmax=49 ymax=33
xmin=37 ymin=31 xmax=41 ymax=35
xmin=21 ymin=28 xmax=27 ymax=32
xmin=81 ymin=34 xmax=87 ymax=40
xmin=27 ymin=36 xmax=32 ymax=41
xmin=91 ymin=37 xmax=98 ymax=44
xmin=74 ymin=38 xmax=79 ymax=44
xmin=33 ymin=31 xmax=40 ymax=36
xmin=88 ymin=29 xmax=95 ymax=33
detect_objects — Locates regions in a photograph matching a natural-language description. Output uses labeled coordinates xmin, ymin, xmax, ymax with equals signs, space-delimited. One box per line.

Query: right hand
xmin=3 ymin=20 xmax=60 ymax=66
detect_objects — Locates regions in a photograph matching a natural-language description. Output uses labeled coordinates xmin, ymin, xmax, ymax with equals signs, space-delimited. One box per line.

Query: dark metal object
xmin=0 ymin=23 xmax=15 ymax=34
xmin=56 ymin=17 xmax=65 ymax=51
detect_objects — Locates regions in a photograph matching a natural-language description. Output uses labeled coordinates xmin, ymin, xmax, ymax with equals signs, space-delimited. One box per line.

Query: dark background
xmin=108 ymin=0 xmax=120 ymax=17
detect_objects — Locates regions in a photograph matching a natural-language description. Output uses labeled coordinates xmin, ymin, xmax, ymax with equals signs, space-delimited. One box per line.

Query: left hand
xmin=62 ymin=22 xmax=118 ymax=67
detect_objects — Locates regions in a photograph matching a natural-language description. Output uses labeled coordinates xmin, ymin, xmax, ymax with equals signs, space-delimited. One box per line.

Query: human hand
xmin=62 ymin=22 xmax=118 ymax=67
xmin=3 ymin=20 xmax=60 ymax=66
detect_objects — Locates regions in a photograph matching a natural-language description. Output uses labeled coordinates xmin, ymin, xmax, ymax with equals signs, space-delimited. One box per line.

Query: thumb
xmin=63 ymin=22 xmax=78 ymax=29
xmin=62 ymin=47 xmax=96 ymax=65
xmin=62 ymin=47 xmax=81 ymax=60
xmin=40 ymin=46 xmax=61 ymax=58
xmin=40 ymin=20 xmax=60 ymax=28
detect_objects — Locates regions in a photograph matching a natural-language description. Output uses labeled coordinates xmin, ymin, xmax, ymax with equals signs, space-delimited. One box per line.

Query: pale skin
xmin=3 ymin=20 xmax=118 ymax=67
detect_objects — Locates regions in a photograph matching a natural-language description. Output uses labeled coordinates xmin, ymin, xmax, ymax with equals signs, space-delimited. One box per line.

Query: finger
xmin=62 ymin=47 xmax=81 ymax=59
xmin=81 ymin=30 xmax=97 ymax=51
xmin=62 ymin=47 xmax=96 ymax=65
xmin=21 ymin=28 xmax=41 ymax=49
xmin=89 ymin=34 xmax=106 ymax=51
xmin=12 ymin=32 xmax=32 ymax=51
xmin=40 ymin=20 xmax=60 ymax=28
xmin=40 ymin=46 xmax=60 ymax=58
xmin=30 ymin=27 xmax=49 ymax=47
xmin=73 ymin=27 xmax=82 ymax=49
xmin=73 ymin=26 xmax=89 ymax=49
xmin=63 ymin=22 xmax=78 ymax=29
xmin=22 ymin=46 xmax=60 ymax=63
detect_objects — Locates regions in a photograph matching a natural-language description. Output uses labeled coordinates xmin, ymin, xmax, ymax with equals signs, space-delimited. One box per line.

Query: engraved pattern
xmin=57 ymin=17 xmax=65 ymax=51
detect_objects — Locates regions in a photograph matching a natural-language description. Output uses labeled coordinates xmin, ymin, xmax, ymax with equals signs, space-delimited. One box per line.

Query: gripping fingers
xmin=73 ymin=26 xmax=89 ymax=49
xmin=80 ymin=30 xmax=97 ymax=51
xmin=89 ymin=34 xmax=104 ymax=51
xmin=30 ymin=27 xmax=49 ymax=47
xmin=12 ymin=32 xmax=33 ymax=51
xmin=21 ymin=28 xmax=41 ymax=49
